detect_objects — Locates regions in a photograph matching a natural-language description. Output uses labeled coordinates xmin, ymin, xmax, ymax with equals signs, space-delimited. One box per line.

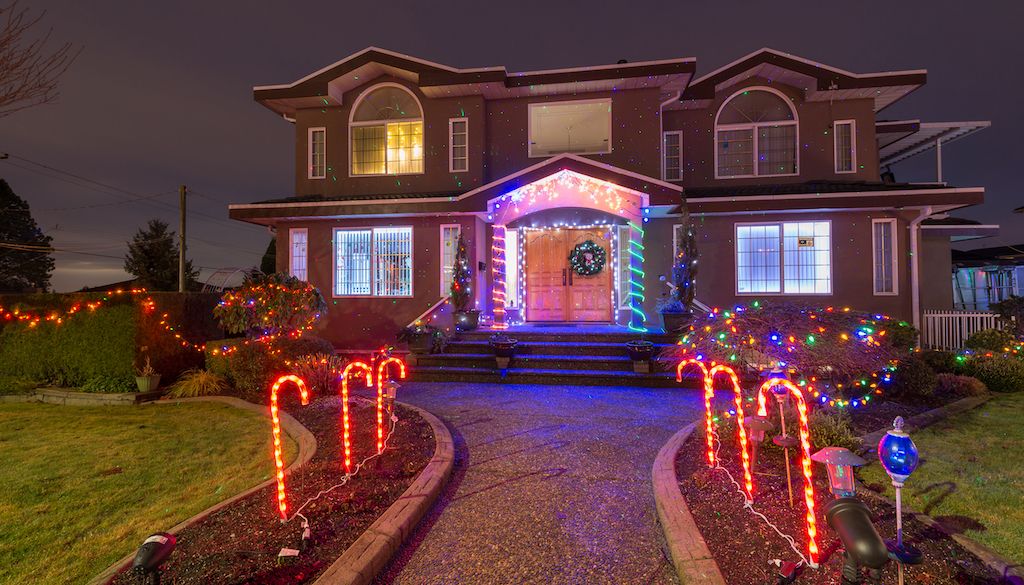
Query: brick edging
xmin=312 ymin=401 xmax=454 ymax=585
xmin=88 ymin=396 xmax=317 ymax=585
xmin=652 ymin=422 xmax=727 ymax=585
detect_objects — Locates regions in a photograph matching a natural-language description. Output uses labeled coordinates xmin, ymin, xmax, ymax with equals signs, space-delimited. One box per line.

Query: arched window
xmin=715 ymin=88 xmax=798 ymax=178
xmin=350 ymin=84 xmax=424 ymax=175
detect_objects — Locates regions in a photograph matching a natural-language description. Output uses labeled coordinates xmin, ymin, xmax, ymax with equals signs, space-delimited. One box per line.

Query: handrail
xmin=407 ymin=296 xmax=450 ymax=328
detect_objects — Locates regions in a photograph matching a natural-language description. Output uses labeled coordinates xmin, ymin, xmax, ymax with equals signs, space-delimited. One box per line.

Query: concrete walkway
xmin=375 ymin=382 xmax=703 ymax=585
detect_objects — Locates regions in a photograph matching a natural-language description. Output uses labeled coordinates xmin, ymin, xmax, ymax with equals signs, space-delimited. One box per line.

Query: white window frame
xmin=332 ymin=226 xmax=414 ymax=298
xmin=663 ymin=130 xmax=683 ymax=181
xmin=872 ymin=218 xmax=899 ymax=296
xmin=348 ymin=82 xmax=425 ymax=177
xmin=672 ymin=224 xmax=684 ymax=255
xmin=734 ymin=220 xmax=833 ymax=296
xmin=308 ymin=127 xmax=326 ymax=179
xmin=448 ymin=117 xmax=469 ymax=173
xmin=439 ymin=223 xmax=461 ymax=294
xmin=834 ymin=119 xmax=856 ymax=174
xmin=527 ymin=97 xmax=612 ymax=158
xmin=288 ymin=228 xmax=308 ymax=280
xmin=714 ymin=86 xmax=799 ymax=179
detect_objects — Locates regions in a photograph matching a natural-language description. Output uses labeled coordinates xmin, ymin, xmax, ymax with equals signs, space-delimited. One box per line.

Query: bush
xmin=167 ymin=369 xmax=230 ymax=398
xmin=80 ymin=374 xmax=137 ymax=393
xmin=278 ymin=335 xmax=335 ymax=359
xmin=205 ymin=335 xmax=334 ymax=402
xmin=991 ymin=296 xmax=1024 ymax=336
xmin=965 ymin=328 xmax=1018 ymax=352
xmin=289 ymin=353 xmax=347 ymax=395
xmin=935 ymin=373 xmax=988 ymax=399
xmin=808 ymin=409 xmax=860 ymax=452
xmin=963 ymin=357 xmax=1024 ymax=393
xmin=0 ymin=375 xmax=41 ymax=395
xmin=888 ymin=355 xmax=938 ymax=402
xmin=920 ymin=350 xmax=963 ymax=375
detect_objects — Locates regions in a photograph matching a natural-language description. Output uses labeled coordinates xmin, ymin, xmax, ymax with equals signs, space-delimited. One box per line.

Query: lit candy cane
xmin=677 ymin=359 xmax=713 ymax=465
xmin=340 ymin=362 xmax=373 ymax=473
xmin=375 ymin=357 xmax=406 ymax=453
xmin=757 ymin=377 xmax=820 ymax=566
xmin=708 ymin=364 xmax=754 ymax=501
xmin=269 ymin=374 xmax=309 ymax=521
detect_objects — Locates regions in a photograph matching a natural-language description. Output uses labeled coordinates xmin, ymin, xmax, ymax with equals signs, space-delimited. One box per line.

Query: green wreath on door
xmin=568 ymin=240 xmax=606 ymax=276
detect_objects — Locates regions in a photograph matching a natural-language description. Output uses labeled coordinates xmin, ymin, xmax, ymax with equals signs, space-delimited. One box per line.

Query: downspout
xmin=909 ymin=206 xmax=933 ymax=341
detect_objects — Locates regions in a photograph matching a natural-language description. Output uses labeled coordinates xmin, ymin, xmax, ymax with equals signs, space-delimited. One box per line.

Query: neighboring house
xmin=952 ymin=244 xmax=1024 ymax=311
xmin=228 ymin=47 xmax=992 ymax=349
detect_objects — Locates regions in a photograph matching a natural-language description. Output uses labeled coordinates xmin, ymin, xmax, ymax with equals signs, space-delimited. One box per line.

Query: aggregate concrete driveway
xmin=376 ymin=381 xmax=703 ymax=585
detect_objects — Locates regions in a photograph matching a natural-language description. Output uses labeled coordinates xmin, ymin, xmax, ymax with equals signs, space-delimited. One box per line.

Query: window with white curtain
xmin=834 ymin=120 xmax=856 ymax=173
xmin=289 ymin=228 xmax=307 ymax=281
xmin=528 ymin=99 xmax=611 ymax=157
xmin=440 ymin=224 xmax=461 ymax=293
xmin=449 ymin=118 xmax=468 ymax=172
xmin=736 ymin=221 xmax=831 ymax=295
xmin=716 ymin=89 xmax=797 ymax=178
xmin=663 ymin=131 xmax=682 ymax=181
xmin=350 ymin=85 xmax=424 ymax=176
xmin=872 ymin=219 xmax=897 ymax=295
xmin=333 ymin=227 xmax=413 ymax=297
xmin=308 ymin=128 xmax=326 ymax=179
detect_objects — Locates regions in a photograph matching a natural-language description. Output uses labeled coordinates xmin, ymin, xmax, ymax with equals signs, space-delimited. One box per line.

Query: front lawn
xmin=859 ymin=393 xmax=1024 ymax=563
xmin=0 ymin=401 xmax=296 ymax=585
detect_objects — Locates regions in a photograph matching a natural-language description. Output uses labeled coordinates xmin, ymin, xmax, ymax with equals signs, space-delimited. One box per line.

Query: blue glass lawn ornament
xmin=877 ymin=416 xmax=923 ymax=577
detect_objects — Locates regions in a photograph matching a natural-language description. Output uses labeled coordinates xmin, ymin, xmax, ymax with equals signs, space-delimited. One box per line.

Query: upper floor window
xmin=663 ymin=131 xmax=683 ymax=181
xmin=528 ymin=98 xmax=611 ymax=157
xmin=350 ymin=84 xmax=423 ymax=176
xmin=834 ymin=120 xmax=856 ymax=173
xmin=715 ymin=88 xmax=797 ymax=178
xmin=289 ymin=228 xmax=308 ymax=280
xmin=308 ymin=128 xmax=326 ymax=179
xmin=449 ymin=118 xmax=468 ymax=172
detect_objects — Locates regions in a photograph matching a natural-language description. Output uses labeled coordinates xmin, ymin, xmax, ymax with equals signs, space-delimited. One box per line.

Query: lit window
xmin=289 ymin=228 xmax=307 ymax=281
xmin=872 ymin=219 xmax=897 ymax=295
xmin=440 ymin=224 xmax=461 ymax=292
xmin=663 ymin=131 xmax=682 ymax=181
xmin=736 ymin=221 xmax=831 ymax=295
xmin=449 ymin=118 xmax=468 ymax=172
xmin=834 ymin=120 xmax=856 ymax=173
xmin=309 ymin=128 xmax=325 ymax=179
xmin=716 ymin=89 xmax=797 ymax=178
xmin=350 ymin=85 xmax=423 ymax=175
xmin=334 ymin=227 xmax=412 ymax=297
xmin=528 ymin=99 xmax=611 ymax=157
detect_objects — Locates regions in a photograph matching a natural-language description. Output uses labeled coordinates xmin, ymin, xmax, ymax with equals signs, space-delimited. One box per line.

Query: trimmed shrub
xmin=278 ymin=335 xmax=335 ymax=358
xmin=965 ymin=328 xmax=1018 ymax=352
xmin=81 ymin=374 xmax=136 ymax=393
xmin=888 ymin=355 xmax=938 ymax=402
xmin=167 ymin=369 xmax=230 ymax=398
xmin=920 ymin=350 xmax=963 ymax=375
xmin=935 ymin=373 xmax=988 ymax=399
xmin=205 ymin=335 xmax=334 ymax=402
xmin=808 ymin=409 xmax=860 ymax=452
xmin=963 ymin=357 xmax=1024 ymax=393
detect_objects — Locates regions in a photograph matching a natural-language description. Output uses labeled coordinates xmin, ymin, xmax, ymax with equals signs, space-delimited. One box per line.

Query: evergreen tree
xmin=0 ymin=178 xmax=54 ymax=292
xmin=672 ymin=206 xmax=699 ymax=309
xmin=123 ymin=219 xmax=198 ymax=291
xmin=450 ymin=231 xmax=472 ymax=312
xmin=260 ymin=238 xmax=276 ymax=274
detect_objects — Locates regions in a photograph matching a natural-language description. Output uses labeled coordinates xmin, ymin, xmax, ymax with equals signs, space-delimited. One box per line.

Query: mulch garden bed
xmin=847 ymin=399 xmax=932 ymax=436
xmin=111 ymin=395 xmax=435 ymax=585
xmin=675 ymin=424 xmax=1001 ymax=584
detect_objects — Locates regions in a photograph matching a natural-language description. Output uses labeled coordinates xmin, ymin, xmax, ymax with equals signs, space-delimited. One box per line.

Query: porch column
xmin=492 ymin=224 xmax=507 ymax=329
xmin=627 ymin=219 xmax=648 ymax=332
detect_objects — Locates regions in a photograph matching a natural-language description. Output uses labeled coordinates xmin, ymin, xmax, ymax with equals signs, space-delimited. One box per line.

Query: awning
xmin=877 ymin=120 xmax=990 ymax=166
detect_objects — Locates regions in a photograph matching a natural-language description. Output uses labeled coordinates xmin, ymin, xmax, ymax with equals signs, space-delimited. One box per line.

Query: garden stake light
xmin=745 ymin=415 xmax=773 ymax=470
xmin=340 ymin=362 xmax=372 ymax=473
xmin=375 ymin=357 xmax=406 ymax=454
xmin=269 ymin=375 xmax=309 ymax=521
xmin=878 ymin=416 xmax=923 ymax=585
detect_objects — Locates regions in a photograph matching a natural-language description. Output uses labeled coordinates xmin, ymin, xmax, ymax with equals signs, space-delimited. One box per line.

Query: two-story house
xmin=228 ymin=47 xmax=991 ymax=350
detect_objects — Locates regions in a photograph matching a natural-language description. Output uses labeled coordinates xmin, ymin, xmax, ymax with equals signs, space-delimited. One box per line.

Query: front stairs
xmin=410 ymin=327 xmax=685 ymax=387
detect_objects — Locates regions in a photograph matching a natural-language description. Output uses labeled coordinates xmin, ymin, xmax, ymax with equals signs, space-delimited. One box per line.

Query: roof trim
xmin=878 ymin=120 xmax=991 ymax=166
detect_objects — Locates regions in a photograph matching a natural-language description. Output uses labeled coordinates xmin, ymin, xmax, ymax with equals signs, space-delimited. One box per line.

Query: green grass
xmin=0 ymin=401 xmax=297 ymax=585
xmin=859 ymin=393 xmax=1024 ymax=563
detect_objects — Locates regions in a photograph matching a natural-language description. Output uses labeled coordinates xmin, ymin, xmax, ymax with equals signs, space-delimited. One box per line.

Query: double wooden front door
xmin=525 ymin=227 xmax=613 ymax=322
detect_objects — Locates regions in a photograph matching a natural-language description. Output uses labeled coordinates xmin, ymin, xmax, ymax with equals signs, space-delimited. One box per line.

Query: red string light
xmin=491 ymin=224 xmax=507 ymax=330
xmin=375 ymin=357 xmax=406 ymax=454
xmin=269 ymin=374 xmax=309 ymax=521
xmin=708 ymin=364 xmax=754 ymax=501
xmin=340 ymin=362 xmax=372 ymax=473
xmin=677 ymin=359 xmax=713 ymax=466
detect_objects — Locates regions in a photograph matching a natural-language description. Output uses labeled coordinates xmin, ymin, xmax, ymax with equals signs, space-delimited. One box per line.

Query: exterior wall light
xmin=131 ymin=532 xmax=176 ymax=584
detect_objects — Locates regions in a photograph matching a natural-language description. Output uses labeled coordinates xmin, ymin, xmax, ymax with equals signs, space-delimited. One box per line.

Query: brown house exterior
xmin=229 ymin=47 xmax=990 ymax=349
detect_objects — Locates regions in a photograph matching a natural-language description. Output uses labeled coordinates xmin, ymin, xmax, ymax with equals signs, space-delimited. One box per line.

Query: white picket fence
xmin=921 ymin=310 xmax=1001 ymax=350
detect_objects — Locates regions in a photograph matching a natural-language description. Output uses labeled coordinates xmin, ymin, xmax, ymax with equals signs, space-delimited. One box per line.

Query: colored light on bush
xmin=340 ymin=362 xmax=373 ymax=473
xmin=269 ymin=375 xmax=309 ymax=521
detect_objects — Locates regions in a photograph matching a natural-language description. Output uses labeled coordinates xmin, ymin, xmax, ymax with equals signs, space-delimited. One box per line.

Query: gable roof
xmin=254 ymin=47 xmax=696 ymax=117
xmin=679 ymin=48 xmax=926 ymax=112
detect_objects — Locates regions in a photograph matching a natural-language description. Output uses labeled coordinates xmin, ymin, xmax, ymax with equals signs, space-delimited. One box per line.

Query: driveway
xmin=376 ymin=382 xmax=703 ymax=585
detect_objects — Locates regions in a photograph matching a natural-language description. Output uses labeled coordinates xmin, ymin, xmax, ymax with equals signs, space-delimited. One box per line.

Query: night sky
xmin=1 ymin=1 xmax=1020 ymax=292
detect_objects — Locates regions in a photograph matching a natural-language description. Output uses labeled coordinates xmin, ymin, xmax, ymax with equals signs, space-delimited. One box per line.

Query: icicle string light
xmin=375 ymin=357 xmax=406 ymax=454
xmin=269 ymin=375 xmax=309 ymax=521
xmin=340 ymin=362 xmax=373 ymax=473
xmin=491 ymin=224 xmax=507 ymax=330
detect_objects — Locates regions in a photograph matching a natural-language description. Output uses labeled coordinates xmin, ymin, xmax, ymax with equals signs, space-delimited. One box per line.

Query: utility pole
xmin=179 ymin=184 xmax=187 ymax=293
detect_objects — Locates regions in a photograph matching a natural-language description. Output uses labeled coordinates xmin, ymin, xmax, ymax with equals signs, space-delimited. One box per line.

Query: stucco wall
xmin=919 ymin=233 xmax=954 ymax=311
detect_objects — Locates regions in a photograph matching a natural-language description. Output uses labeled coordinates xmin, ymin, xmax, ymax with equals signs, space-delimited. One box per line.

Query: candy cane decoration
xmin=708 ymin=364 xmax=754 ymax=501
xmin=757 ymin=377 xmax=820 ymax=566
xmin=340 ymin=362 xmax=373 ymax=473
xmin=375 ymin=357 xmax=406 ymax=453
xmin=269 ymin=374 xmax=309 ymax=521
xmin=677 ymin=359 xmax=713 ymax=465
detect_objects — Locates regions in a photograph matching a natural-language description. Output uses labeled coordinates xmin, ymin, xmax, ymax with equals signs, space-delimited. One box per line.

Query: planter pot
xmin=454 ymin=310 xmax=481 ymax=331
xmin=408 ymin=335 xmax=434 ymax=355
xmin=661 ymin=311 xmax=693 ymax=335
xmin=625 ymin=340 xmax=655 ymax=362
xmin=633 ymin=361 xmax=652 ymax=374
xmin=135 ymin=374 xmax=161 ymax=393
xmin=496 ymin=356 xmax=511 ymax=370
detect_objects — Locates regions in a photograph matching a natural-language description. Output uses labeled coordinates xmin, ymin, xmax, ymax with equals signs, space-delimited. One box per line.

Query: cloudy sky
xmin=1 ymin=0 xmax=1020 ymax=292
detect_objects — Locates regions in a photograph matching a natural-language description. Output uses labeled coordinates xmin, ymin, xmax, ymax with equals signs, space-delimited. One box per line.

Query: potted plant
xmin=397 ymin=322 xmax=444 ymax=357
xmin=626 ymin=339 xmax=655 ymax=373
xmin=489 ymin=333 xmax=519 ymax=370
xmin=134 ymin=355 xmax=161 ymax=393
xmin=450 ymin=232 xmax=480 ymax=331
xmin=657 ymin=296 xmax=693 ymax=335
